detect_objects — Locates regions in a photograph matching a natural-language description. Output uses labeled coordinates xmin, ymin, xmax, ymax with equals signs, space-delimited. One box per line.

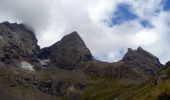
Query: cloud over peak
xmin=0 ymin=0 xmax=170 ymax=63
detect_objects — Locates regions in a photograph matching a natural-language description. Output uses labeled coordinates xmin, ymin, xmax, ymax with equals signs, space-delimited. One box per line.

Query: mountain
xmin=122 ymin=47 xmax=162 ymax=75
xmin=38 ymin=31 xmax=93 ymax=70
xmin=83 ymin=47 xmax=163 ymax=84
xmin=0 ymin=21 xmax=40 ymax=70
xmin=0 ymin=21 xmax=168 ymax=100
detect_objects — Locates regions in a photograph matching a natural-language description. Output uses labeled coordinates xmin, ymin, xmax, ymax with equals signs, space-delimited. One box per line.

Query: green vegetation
xmin=81 ymin=65 xmax=170 ymax=100
xmin=81 ymin=77 xmax=134 ymax=100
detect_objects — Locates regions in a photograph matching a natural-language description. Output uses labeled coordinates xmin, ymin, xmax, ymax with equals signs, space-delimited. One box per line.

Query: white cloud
xmin=0 ymin=0 xmax=169 ymax=63
xmin=133 ymin=30 xmax=159 ymax=46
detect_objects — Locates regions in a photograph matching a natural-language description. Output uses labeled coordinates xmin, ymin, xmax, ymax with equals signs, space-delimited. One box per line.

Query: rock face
xmin=0 ymin=21 xmax=40 ymax=69
xmin=121 ymin=47 xmax=163 ymax=75
xmin=34 ymin=80 xmax=70 ymax=96
xmin=0 ymin=21 xmax=93 ymax=71
xmin=84 ymin=47 xmax=163 ymax=83
xmin=38 ymin=31 xmax=93 ymax=70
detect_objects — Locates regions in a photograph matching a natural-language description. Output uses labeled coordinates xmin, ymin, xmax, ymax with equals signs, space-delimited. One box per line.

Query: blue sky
xmin=110 ymin=3 xmax=154 ymax=28
xmin=163 ymin=0 xmax=170 ymax=11
xmin=111 ymin=3 xmax=137 ymax=26
xmin=140 ymin=20 xmax=153 ymax=28
xmin=110 ymin=1 xmax=170 ymax=28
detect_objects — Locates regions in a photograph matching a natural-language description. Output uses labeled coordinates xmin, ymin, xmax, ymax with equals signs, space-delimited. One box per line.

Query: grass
xmin=81 ymin=77 xmax=134 ymax=100
xmin=80 ymin=65 xmax=170 ymax=100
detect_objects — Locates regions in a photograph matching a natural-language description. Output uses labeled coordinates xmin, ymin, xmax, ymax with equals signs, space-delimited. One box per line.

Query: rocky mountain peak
xmin=52 ymin=31 xmax=86 ymax=48
xmin=137 ymin=47 xmax=157 ymax=59
xmin=123 ymin=47 xmax=157 ymax=61
xmin=61 ymin=31 xmax=82 ymax=42
xmin=122 ymin=47 xmax=162 ymax=75
xmin=137 ymin=46 xmax=143 ymax=51
xmin=38 ymin=31 xmax=93 ymax=70
xmin=126 ymin=48 xmax=134 ymax=54
xmin=0 ymin=21 xmax=40 ymax=69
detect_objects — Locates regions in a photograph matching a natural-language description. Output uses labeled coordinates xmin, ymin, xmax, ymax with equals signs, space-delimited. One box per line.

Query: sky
xmin=0 ymin=0 xmax=170 ymax=63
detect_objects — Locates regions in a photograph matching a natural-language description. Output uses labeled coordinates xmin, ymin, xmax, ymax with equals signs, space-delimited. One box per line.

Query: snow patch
xmin=0 ymin=36 xmax=3 ymax=39
xmin=39 ymin=59 xmax=50 ymax=66
xmin=21 ymin=61 xmax=34 ymax=71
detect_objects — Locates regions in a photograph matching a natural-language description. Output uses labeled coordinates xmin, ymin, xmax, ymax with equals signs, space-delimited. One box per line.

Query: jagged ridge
xmin=0 ymin=21 xmax=167 ymax=100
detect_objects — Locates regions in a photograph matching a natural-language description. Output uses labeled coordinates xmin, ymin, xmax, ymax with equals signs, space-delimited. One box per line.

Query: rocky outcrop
xmin=0 ymin=21 xmax=40 ymax=69
xmin=84 ymin=47 xmax=163 ymax=83
xmin=0 ymin=22 xmax=40 ymax=57
xmin=33 ymin=80 xmax=70 ymax=96
xmin=121 ymin=47 xmax=163 ymax=75
xmin=38 ymin=31 xmax=93 ymax=70
xmin=0 ymin=38 xmax=20 ymax=66
xmin=14 ymin=74 xmax=86 ymax=97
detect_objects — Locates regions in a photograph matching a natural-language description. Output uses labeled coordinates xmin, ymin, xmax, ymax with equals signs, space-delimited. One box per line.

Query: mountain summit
xmin=38 ymin=31 xmax=93 ymax=70
xmin=122 ymin=47 xmax=163 ymax=75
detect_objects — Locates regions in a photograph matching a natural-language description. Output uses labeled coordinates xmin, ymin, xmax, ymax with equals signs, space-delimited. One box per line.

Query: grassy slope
xmin=81 ymin=65 xmax=170 ymax=100
xmin=126 ymin=64 xmax=170 ymax=100
xmin=81 ymin=78 xmax=133 ymax=100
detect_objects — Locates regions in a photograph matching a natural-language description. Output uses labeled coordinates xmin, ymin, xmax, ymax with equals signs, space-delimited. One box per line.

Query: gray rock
xmin=121 ymin=47 xmax=163 ymax=75
xmin=38 ymin=31 xmax=93 ymax=70
xmin=0 ymin=21 xmax=40 ymax=69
